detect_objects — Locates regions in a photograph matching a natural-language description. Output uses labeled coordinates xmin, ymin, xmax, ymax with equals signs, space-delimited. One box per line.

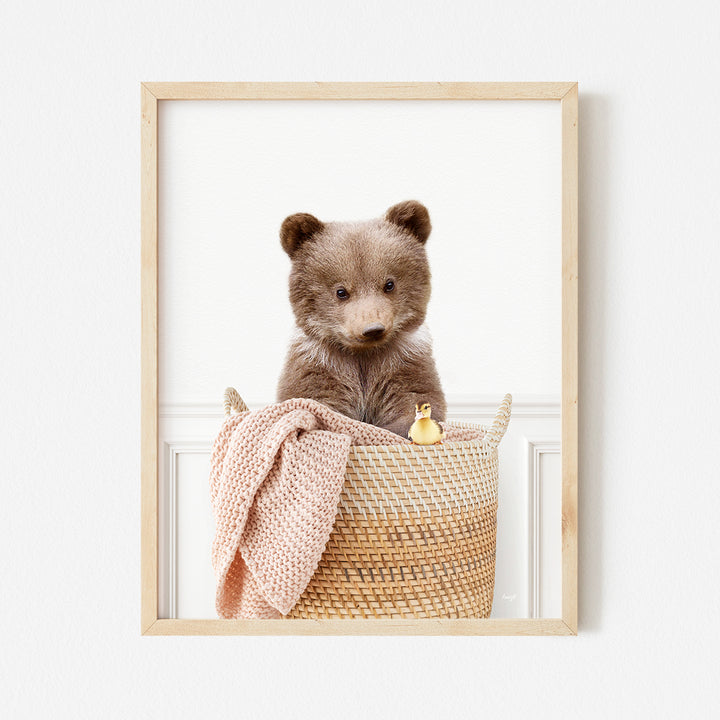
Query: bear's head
xmin=280 ymin=200 xmax=433 ymax=352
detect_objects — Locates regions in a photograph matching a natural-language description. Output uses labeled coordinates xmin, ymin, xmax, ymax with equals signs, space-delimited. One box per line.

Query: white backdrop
xmin=2 ymin=1 xmax=720 ymax=718
xmin=158 ymin=99 xmax=560 ymax=404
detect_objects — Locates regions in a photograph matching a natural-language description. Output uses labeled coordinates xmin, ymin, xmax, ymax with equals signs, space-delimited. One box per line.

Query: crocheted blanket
xmin=209 ymin=397 xmax=484 ymax=619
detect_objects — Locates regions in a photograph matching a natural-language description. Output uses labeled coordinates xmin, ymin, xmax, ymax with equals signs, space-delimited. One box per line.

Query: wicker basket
xmin=223 ymin=389 xmax=511 ymax=619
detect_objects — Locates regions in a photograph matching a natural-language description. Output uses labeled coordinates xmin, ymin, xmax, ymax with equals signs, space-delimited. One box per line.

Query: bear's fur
xmin=276 ymin=200 xmax=446 ymax=437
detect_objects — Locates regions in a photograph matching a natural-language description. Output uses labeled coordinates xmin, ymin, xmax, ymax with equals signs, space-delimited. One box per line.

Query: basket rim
xmin=221 ymin=388 xmax=512 ymax=451
xmin=347 ymin=423 xmax=490 ymax=451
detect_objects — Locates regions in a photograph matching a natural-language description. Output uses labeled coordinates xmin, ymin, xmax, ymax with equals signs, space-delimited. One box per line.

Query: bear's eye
xmin=383 ymin=280 xmax=395 ymax=293
xmin=336 ymin=287 xmax=349 ymax=300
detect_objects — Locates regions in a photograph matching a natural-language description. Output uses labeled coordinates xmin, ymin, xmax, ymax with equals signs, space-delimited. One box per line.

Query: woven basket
xmin=223 ymin=389 xmax=511 ymax=619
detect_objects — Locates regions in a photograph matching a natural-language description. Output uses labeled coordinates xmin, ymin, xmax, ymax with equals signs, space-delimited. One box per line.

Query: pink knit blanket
xmin=209 ymin=397 xmax=484 ymax=619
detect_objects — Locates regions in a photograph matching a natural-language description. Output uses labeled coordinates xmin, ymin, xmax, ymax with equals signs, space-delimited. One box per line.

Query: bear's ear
xmin=385 ymin=200 xmax=432 ymax=244
xmin=280 ymin=213 xmax=325 ymax=257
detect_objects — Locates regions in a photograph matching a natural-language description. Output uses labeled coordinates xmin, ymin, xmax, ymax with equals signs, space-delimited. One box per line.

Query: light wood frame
xmin=141 ymin=82 xmax=578 ymax=636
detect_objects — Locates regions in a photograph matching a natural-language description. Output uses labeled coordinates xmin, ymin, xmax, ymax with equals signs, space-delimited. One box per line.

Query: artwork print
xmin=143 ymin=83 xmax=578 ymax=635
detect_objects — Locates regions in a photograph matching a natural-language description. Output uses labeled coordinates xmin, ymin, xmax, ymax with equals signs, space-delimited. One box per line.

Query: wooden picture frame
xmin=141 ymin=82 xmax=578 ymax=636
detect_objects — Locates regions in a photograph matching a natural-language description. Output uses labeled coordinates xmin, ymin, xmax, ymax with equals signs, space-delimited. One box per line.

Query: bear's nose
xmin=362 ymin=323 xmax=386 ymax=340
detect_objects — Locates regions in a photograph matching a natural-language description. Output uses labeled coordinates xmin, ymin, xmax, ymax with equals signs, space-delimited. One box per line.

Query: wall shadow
xmin=577 ymin=93 xmax=611 ymax=632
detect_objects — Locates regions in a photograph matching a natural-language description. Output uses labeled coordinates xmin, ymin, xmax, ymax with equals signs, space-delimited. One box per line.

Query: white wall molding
xmin=525 ymin=437 xmax=561 ymax=619
xmin=159 ymin=395 xmax=561 ymax=420
xmin=159 ymin=440 xmax=212 ymax=620
xmin=446 ymin=395 xmax=560 ymax=420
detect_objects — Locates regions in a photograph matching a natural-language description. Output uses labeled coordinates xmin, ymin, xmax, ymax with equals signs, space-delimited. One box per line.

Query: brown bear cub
xmin=277 ymin=200 xmax=446 ymax=437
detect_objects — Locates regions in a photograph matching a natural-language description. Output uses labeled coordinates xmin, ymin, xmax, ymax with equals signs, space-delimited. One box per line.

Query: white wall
xmin=2 ymin=1 xmax=719 ymax=718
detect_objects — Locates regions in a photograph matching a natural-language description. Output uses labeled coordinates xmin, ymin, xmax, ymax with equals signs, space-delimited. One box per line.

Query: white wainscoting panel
xmin=159 ymin=396 xmax=560 ymax=620
xmin=526 ymin=438 xmax=562 ymax=618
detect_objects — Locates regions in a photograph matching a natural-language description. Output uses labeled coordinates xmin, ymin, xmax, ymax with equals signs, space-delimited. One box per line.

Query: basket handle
xmin=223 ymin=387 xmax=249 ymax=415
xmin=484 ymin=394 xmax=512 ymax=448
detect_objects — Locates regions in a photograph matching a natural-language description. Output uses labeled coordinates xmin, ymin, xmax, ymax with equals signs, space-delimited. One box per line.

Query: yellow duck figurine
xmin=408 ymin=400 xmax=445 ymax=445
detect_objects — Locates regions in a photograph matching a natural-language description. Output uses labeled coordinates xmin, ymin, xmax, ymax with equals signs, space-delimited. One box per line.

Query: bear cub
xmin=277 ymin=200 xmax=446 ymax=437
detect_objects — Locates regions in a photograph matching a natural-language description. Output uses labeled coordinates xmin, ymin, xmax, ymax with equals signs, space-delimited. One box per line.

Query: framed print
xmin=141 ymin=82 xmax=578 ymax=635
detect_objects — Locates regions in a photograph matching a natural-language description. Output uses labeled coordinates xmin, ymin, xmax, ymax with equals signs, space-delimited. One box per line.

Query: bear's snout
xmin=346 ymin=319 xmax=392 ymax=345
xmin=340 ymin=294 xmax=395 ymax=347
xmin=361 ymin=323 xmax=386 ymax=341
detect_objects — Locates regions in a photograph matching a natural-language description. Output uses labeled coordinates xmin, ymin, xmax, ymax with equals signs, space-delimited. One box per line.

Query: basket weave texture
xmin=288 ymin=395 xmax=512 ymax=620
